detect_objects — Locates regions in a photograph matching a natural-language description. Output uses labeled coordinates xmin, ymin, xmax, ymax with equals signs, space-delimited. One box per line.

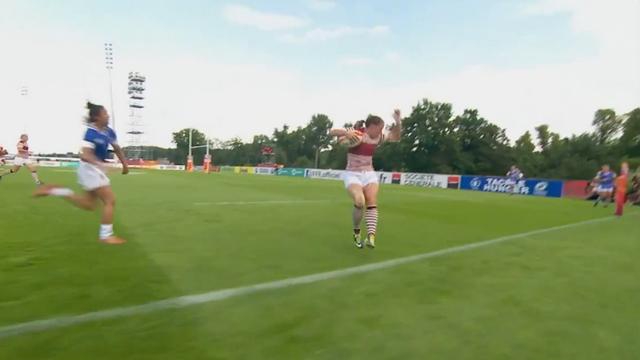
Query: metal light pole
xmin=188 ymin=128 xmax=193 ymax=157
xmin=104 ymin=43 xmax=116 ymax=132
xmin=20 ymin=86 xmax=28 ymax=132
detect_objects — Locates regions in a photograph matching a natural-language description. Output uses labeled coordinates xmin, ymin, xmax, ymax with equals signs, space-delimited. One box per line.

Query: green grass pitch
xmin=0 ymin=168 xmax=638 ymax=359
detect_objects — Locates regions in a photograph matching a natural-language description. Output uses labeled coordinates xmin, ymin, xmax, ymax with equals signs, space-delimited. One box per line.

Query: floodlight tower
xmin=127 ymin=72 xmax=146 ymax=159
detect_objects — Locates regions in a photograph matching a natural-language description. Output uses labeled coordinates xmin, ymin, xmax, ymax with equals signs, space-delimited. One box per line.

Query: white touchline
xmin=194 ymin=200 xmax=333 ymax=206
xmin=0 ymin=216 xmax=617 ymax=340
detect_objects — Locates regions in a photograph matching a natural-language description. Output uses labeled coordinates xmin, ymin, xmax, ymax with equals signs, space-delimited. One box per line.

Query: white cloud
xmin=281 ymin=25 xmax=389 ymax=43
xmin=223 ymin=4 xmax=307 ymax=31
xmin=522 ymin=0 xmax=640 ymax=56
xmin=341 ymin=57 xmax=375 ymax=66
xmin=384 ymin=51 xmax=401 ymax=63
xmin=340 ymin=52 xmax=400 ymax=66
xmin=308 ymin=0 xmax=336 ymax=11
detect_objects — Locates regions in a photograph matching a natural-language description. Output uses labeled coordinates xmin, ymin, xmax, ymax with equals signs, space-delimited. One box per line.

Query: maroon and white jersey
xmin=17 ymin=140 xmax=29 ymax=158
xmin=346 ymin=133 xmax=384 ymax=172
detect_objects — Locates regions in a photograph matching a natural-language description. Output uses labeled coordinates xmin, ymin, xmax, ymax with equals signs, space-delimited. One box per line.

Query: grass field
xmin=0 ymin=167 xmax=638 ymax=359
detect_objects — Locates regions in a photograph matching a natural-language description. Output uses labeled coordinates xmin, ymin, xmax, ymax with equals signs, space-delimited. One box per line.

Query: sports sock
xmin=99 ymin=224 xmax=114 ymax=240
xmin=365 ymin=206 xmax=378 ymax=236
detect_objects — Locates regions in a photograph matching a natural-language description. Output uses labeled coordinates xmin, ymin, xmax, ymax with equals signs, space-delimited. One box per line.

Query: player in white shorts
xmin=34 ymin=102 xmax=129 ymax=244
xmin=0 ymin=134 xmax=42 ymax=185
xmin=329 ymin=109 xmax=402 ymax=249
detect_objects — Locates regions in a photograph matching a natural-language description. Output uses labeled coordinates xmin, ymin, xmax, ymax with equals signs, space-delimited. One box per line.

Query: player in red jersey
xmin=0 ymin=134 xmax=42 ymax=185
xmin=329 ymin=109 xmax=402 ymax=249
xmin=0 ymin=146 xmax=7 ymax=165
xmin=614 ymin=162 xmax=629 ymax=216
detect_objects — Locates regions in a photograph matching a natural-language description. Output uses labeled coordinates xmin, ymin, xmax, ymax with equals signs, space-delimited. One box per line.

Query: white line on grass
xmin=194 ymin=200 xmax=333 ymax=206
xmin=0 ymin=216 xmax=616 ymax=340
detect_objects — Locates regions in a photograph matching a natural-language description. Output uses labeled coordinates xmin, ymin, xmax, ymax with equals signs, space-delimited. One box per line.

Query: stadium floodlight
xmin=19 ymin=86 xmax=29 ymax=132
xmin=126 ymin=72 xmax=147 ymax=160
xmin=104 ymin=42 xmax=116 ymax=132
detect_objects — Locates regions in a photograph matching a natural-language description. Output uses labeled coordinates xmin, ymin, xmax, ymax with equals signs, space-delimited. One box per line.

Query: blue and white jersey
xmin=507 ymin=169 xmax=523 ymax=181
xmin=82 ymin=126 xmax=118 ymax=162
xmin=597 ymin=171 xmax=615 ymax=188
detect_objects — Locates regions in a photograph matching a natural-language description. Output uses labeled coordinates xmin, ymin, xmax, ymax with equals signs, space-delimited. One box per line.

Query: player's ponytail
xmin=85 ymin=101 xmax=105 ymax=123
xmin=354 ymin=120 xmax=365 ymax=131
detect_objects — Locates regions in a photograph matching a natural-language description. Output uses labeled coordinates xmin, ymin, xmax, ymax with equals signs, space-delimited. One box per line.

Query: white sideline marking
xmin=0 ymin=216 xmax=615 ymax=340
xmin=52 ymin=170 xmax=145 ymax=175
xmin=194 ymin=200 xmax=332 ymax=206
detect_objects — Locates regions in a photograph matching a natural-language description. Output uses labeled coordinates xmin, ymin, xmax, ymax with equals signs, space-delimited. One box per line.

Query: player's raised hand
xmin=392 ymin=109 xmax=402 ymax=124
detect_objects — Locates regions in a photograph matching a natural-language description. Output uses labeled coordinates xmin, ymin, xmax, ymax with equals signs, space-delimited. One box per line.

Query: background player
xmin=34 ymin=102 xmax=129 ymax=244
xmin=0 ymin=146 xmax=7 ymax=166
xmin=329 ymin=109 xmax=402 ymax=249
xmin=0 ymin=134 xmax=42 ymax=185
xmin=506 ymin=165 xmax=524 ymax=194
xmin=593 ymin=164 xmax=616 ymax=207
xmin=614 ymin=162 xmax=629 ymax=216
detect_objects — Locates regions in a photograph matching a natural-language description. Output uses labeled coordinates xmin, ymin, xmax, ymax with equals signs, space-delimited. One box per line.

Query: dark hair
xmin=365 ymin=115 xmax=384 ymax=128
xmin=86 ymin=102 xmax=105 ymax=123
xmin=353 ymin=120 xmax=365 ymax=130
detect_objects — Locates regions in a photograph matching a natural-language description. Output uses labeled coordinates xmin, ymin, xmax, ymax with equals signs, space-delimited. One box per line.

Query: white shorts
xmin=342 ymin=171 xmax=379 ymax=189
xmin=77 ymin=162 xmax=110 ymax=191
xmin=13 ymin=157 xmax=34 ymax=167
xmin=596 ymin=185 xmax=613 ymax=193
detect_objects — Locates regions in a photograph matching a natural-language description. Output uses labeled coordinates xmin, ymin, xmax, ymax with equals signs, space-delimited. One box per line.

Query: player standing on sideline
xmin=614 ymin=162 xmax=629 ymax=216
xmin=506 ymin=165 xmax=524 ymax=194
xmin=593 ymin=164 xmax=616 ymax=207
xmin=329 ymin=109 xmax=402 ymax=249
xmin=34 ymin=102 xmax=129 ymax=244
xmin=0 ymin=134 xmax=42 ymax=185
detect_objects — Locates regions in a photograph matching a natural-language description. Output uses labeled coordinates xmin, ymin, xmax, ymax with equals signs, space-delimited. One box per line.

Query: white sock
xmin=49 ymin=188 xmax=74 ymax=197
xmin=31 ymin=172 xmax=40 ymax=183
xmin=99 ymin=224 xmax=114 ymax=240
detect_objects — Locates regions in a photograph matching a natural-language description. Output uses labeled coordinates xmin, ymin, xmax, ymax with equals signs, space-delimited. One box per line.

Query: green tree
xmin=620 ymin=108 xmax=640 ymax=158
xmin=535 ymin=124 xmax=552 ymax=151
xmin=452 ymin=109 xmax=511 ymax=175
xmin=592 ymin=109 xmax=622 ymax=145
xmin=304 ymin=114 xmax=333 ymax=168
xmin=401 ymin=99 xmax=458 ymax=173
xmin=513 ymin=131 xmax=539 ymax=175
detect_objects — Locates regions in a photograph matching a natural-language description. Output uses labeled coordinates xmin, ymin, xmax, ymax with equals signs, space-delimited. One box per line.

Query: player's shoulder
xmin=83 ymin=125 xmax=103 ymax=140
xmin=84 ymin=125 xmax=98 ymax=134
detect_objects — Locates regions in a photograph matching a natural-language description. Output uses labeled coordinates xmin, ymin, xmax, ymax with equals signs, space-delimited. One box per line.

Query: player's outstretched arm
xmin=112 ymin=144 xmax=129 ymax=175
xmin=329 ymin=128 xmax=347 ymax=137
xmin=386 ymin=109 xmax=403 ymax=142
xmin=330 ymin=128 xmax=361 ymax=142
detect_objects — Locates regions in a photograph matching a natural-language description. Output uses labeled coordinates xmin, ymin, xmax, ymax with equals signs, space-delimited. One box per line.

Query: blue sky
xmin=9 ymin=0 xmax=593 ymax=79
xmin=0 ymin=0 xmax=638 ymax=152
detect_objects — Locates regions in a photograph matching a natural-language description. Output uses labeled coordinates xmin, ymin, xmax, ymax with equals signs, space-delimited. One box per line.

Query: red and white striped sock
xmin=365 ymin=206 xmax=378 ymax=236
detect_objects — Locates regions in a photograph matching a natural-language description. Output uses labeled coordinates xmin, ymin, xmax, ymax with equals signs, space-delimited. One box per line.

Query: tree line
xmin=124 ymin=98 xmax=639 ymax=180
